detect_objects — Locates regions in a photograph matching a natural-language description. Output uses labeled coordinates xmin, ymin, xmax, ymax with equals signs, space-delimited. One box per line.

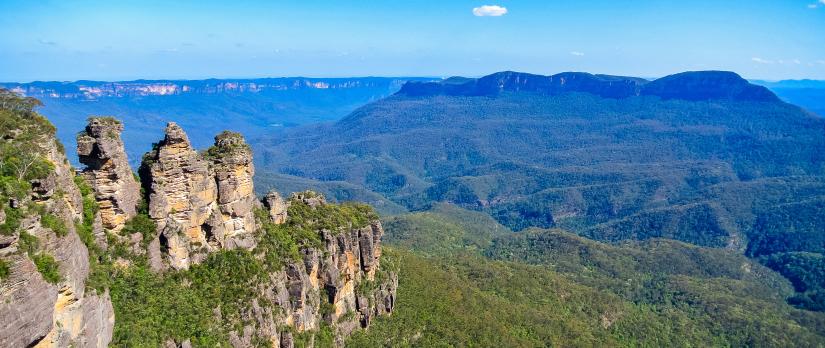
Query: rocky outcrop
xmin=232 ymin=193 xmax=397 ymax=347
xmin=209 ymin=131 xmax=258 ymax=250
xmin=0 ymin=103 xmax=114 ymax=348
xmin=2 ymin=94 xmax=394 ymax=347
xmin=77 ymin=117 xmax=140 ymax=232
xmin=263 ymin=191 xmax=288 ymax=224
xmin=141 ymin=124 xmax=257 ymax=270
xmin=0 ymin=253 xmax=57 ymax=348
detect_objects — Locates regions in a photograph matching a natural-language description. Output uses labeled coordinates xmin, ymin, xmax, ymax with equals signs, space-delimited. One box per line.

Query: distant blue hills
xmin=1 ymin=72 xmax=822 ymax=171
xmin=399 ymin=71 xmax=780 ymax=102
xmin=0 ymin=77 xmax=436 ymax=166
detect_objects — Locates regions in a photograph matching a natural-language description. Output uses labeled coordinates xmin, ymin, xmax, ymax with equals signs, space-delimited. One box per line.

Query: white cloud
xmin=570 ymin=51 xmax=585 ymax=56
xmin=809 ymin=1 xmax=825 ymax=8
xmin=752 ymin=57 xmax=773 ymax=64
xmin=473 ymin=5 xmax=508 ymax=17
xmin=809 ymin=3 xmax=818 ymax=8
xmin=817 ymin=60 xmax=825 ymax=65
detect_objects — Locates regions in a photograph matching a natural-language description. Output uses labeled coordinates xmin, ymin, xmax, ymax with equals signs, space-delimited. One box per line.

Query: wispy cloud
xmin=570 ymin=51 xmax=585 ymax=56
xmin=473 ymin=5 xmax=508 ymax=17
xmin=808 ymin=0 xmax=825 ymax=8
xmin=752 ymin=57 xmax=773 ymax=64
xmin=38 ymin=39 xmax=57 ymax=46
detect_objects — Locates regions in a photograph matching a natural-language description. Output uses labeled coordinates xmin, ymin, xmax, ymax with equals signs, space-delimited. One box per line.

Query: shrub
xmin=40 ymin=212 xmax=68 ymax=237
xmin=32 ymin=253 xmax=61 ymax=284
xmin=0 ymin=258 xmax=10 ymax=280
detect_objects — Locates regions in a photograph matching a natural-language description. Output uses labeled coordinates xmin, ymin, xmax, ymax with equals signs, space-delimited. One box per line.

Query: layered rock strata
xmin=1 ymin=112 xmax=114 ymax=347
xmin=228 ymin=193 xmax=397 ymax=347
xmin=76 ymin=117 xmax=140 ymax=232
xmin=140 ymin=123 xmax=257 ymax=269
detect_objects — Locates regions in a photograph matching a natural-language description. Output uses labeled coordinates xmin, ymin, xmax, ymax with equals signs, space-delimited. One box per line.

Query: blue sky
xmin=1 ymin=0 xmax=824 ymax=81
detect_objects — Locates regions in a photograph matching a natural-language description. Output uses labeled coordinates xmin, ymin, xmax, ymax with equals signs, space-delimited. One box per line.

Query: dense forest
xmin=256 ymin=71 xmax=825 ymax=312
xmin=349 ymin=204 xmax=825 ymax=346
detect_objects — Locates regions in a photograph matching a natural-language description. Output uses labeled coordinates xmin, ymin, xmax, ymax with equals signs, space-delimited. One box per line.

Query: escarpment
xmin=0 ymin=91 xmax=114 ymax=348
xmin=2 ymin=93 xmax=397 ymax=347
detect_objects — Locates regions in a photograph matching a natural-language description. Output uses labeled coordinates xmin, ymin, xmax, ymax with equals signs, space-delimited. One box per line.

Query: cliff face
xmin=0 ymin=91 xmax=114 ymax=348
xmin=230 ymin=193 xmax=397 ymax=347
xmin=2 ymin=98 xmax=396 ymax=347
xmin=1 ymin=78 xmax=417 ymax=100
xmin=76 ymin=117 xmax=140 ymax=232
xmin=140 ymin=124 xmax=258 ymax=270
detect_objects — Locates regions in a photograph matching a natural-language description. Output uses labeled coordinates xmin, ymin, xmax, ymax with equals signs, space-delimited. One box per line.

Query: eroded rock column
xmin=76 ymin=117 xmax=140 ymax=232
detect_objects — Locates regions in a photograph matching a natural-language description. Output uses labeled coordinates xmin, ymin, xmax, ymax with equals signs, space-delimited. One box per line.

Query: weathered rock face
xmin=209 ymin=131 xmax=258 ymax=250
xmin=229 ymin=194 xmax=397 ymax=348
xmin=76 ymin=117 xmax=140 ymax=232
xmin=2 ymin=100 xmax=393 ymax=347
xmin=141 ymin=124 xmax=257 ymax=270
xmin=263 ymin=191 xmax=288 ymax=224
xmin=0 ymin=112 xmax=114 ymax=348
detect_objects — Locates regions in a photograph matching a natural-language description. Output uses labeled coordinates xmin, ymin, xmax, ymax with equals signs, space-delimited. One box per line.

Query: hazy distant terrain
xmin=752 ymin=79 xmax=825 ymax=117
xmin=1 ymin=77 xmax=433 ymax=166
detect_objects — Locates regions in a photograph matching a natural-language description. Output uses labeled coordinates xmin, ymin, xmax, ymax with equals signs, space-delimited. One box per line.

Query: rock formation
xmin=1 ymin=95 xmax=395 ymax=347
xmin=76 ymin=117 xmax=140 ymax=232
xmin=209 ymin=131 xmax=258 ymax=250
xmin=1 ymin=100 xmax=114 ymax=347
xmin=263 ymin=191 xmax=288 ymax=224
xmin=227 ymin=192 xmax=397 ymax=347
xmin=140 ymin=123 xmax=257 ymax=269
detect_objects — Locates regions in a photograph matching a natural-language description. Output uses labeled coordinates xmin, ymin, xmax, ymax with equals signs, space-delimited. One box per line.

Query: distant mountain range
xmin=0 ymin=77 xmax=435 ymax=166
xmin=254 ymin=70 xmax=825 ymax=310
xmin=400 ymin=70 xmax=779 ymax=102
xmin=1 ymin=74 xmax=822 ymax=169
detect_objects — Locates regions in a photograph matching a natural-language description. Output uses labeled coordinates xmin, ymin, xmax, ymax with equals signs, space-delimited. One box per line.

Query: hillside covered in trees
xmin=256 ymin=71 xmax=825 ymax=312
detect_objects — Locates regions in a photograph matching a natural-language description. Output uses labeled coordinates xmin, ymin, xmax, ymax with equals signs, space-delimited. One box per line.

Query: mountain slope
xmin=256 ymin=70 xmax=825 ymax=310
xmin=257 ymin=71 xmax=825 ymax=236
xmin=344 ymin=208 xmax=825 ymax=346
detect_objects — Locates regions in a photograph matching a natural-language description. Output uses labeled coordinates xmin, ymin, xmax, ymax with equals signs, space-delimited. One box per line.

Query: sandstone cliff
xmin=76 ymin=117 xmax=140 ymax=233
xmin=140 ymin=124 xmax=258 ymax=270
xmin=227 ymin=192 xmax=397 ymax=347
xmin=0 ymin=91 xmax=114 ymax=348
xmin=2 ymin=95 xmax=396 ymax=347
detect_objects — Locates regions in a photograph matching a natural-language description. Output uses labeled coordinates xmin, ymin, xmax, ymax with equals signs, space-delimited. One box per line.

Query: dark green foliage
xmin=746 ymin=198 xmax=825 ymax=257
xmin=0 ymin=206 xmax=22 ymax=235
xmin=352 ymin=212 xmax=825 ymax=346
xmin=203 ymin=130 xmax=250 ymax=161
xmin=31 ymin=253 xmax=61 ymax=284
xmin=285 ymin=195 xmax=377 ymax=236
xmin=486 ymin=229 xmax=791 ymax=302
xmin=17 ymin=231 xmax=38 ymax=254
xmin=760 ymin=252 xmax=825 ymax=311
xmin=383 ymin=203 xmax=508 ymax=255
xmin=0 ymin=258 xmax=9 ymax=280
xmin=256 ymin=84 xmax=825 ymax=315
xmin=259 ymin=91 xmax=825 ymax=236
xmin=39 ymin=211 xmax=67 ymax=237
xmin=348 ymin=248 xmax=825 ymax=347
xmin=120 ymin=213 xmax=157 ymax=246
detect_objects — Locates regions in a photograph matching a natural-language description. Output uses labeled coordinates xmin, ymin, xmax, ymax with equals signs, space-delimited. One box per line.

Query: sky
xmin=1 ymin=0 xmax=824 ymax=82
